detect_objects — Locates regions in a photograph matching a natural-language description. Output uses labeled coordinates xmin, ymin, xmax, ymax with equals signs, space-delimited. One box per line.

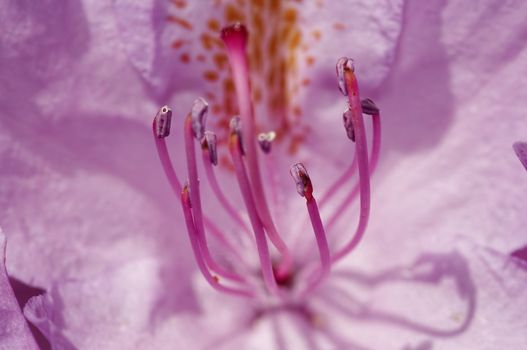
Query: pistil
xmin=221 ymin=23 xmax=293 ymax=275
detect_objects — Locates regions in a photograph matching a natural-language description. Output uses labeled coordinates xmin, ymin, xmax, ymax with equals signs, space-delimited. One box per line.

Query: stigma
xmin=151 ymin=23 xmax=382 ymax=301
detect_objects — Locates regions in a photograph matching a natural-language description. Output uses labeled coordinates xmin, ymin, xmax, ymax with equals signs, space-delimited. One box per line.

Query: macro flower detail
xmin=1 ymin=0 xmax=527 ymax=349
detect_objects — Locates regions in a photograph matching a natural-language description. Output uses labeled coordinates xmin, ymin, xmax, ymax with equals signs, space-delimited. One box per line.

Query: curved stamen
xmin=332 ymin=59 xmax=371 ymax=263
xmin=201 ymin=131 xmax=252 ymax=237
xmin=326 ymin=103 xmax=381 ymax=233
xmin=290 ymin=163 xmax=330 ymax=294
xmin=221 ymin=24 xmax=293 ymax=274
xmin=228 ymin=117 xmax=279 ymax=295
xmin=181 ymin=184 xmax=254 ymax=298
xmin=183 ymin=111 xmax=245 ymax=282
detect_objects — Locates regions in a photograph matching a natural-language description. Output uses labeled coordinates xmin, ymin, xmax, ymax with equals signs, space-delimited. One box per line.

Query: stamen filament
xmin=183 ymin=116 xmax=244 ymax=282
xmin=332 ymin=64 xmax=371 ymax=263
xmin=290 ymin=163 xmax=330 ymax=295
xmin=221 ymin=24 xmax=293 ymax=274
xmin=228 ymin=119 xmax=279 ymax=295
xmin=326 ymin=111 xmax=381 ymax=232
xmin=181 ymin=184 xmax=254 ymax=298
xmin=201 ymin=143 xmax=252 ymax=238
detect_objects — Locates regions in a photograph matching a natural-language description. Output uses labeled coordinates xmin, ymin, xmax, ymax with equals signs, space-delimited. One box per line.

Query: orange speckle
xmin=311 ymin=30 xmax=322 ymax=40
xmin=171 ymin=0 xmax=187 ymax=8
xmin=288 ymin=29 xmax=302 ymax=49
xmin=251 ymin=0 xmax=264 ymax=8
xmin=283 ymin=8 xmax=297 ymax=23
xmin=212 ymin=104 xmax=223 ymax=114
xmin=267 ymin=34 xmax=279 ymax=58
xmin=269 ymin=0 xmax=280 ymax=13
xmin=207 ymin=18 xmax=220 ymax=32
xmin=301 ymin=78 xmax=311 ymax=86
xmin=205 ymin=92 xmax=216 ymax=101
xmin=204 ymin=70 xmax=219 ymax=82
xmin=166 ymin=15 xmax=193 ymax=30
xmin=200 ymin=33 xmax=220 ymax=50
xmin=306 ymin=56 xmax=315 ymax=66
xmin=171 ymin=39 xmax=186 ymax=49
xmin=180 ymin=53 xmax=190 ymax=63
xmin=196 ymin=54 xmax=206 ymax=62
xmin=333 ymin=22 xmax=346 ymax=31
xmin=223 ymin=78 xmax=235 ymax=93
xmin=251 ymin=12 xmax=264 ymax=36
xmin=225 ymin=3 xmax=245 ymax=22
xmin=213 ymin=53 xmax=228 ymax=70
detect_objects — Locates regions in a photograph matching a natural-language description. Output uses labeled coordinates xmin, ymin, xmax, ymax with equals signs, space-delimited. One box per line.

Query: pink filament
xmin=229 ymin=135 xmax=279 ymax=295
xmin=183 ymin=118 xmax=244 ymax=282
xmin=301 ymin=196 xmax=331 ymax=295
xmin=201 ymin=148 xmax=252 ymax=238
xmin=331 ymin=73 xmax=371 ymax=263
xmin=180 ymin=187 xmax=253 ymax=298
xmin=326 ymin=113 xmax=381 ymax=232
xmin=319 ymin=155 xmax=358 ymax=207
xmin=222 ymin=26 xmax=293 ymax=274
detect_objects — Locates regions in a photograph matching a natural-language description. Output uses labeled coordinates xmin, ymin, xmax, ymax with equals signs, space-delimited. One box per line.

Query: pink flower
xmin=1 ymin=0 xmax=527 ymax=349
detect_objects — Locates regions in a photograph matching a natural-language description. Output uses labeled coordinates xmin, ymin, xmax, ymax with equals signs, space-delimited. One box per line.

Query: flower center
xmin=152 ymin=23 xmax=382 ymax=302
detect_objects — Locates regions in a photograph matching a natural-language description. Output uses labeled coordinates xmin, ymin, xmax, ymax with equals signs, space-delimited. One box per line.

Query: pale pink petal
xmin=0 ymin=228 xmax=38 ymax=350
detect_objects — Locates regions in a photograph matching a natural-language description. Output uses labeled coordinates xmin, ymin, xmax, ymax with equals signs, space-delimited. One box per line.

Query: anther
xmin=290 ymin=163 xmax=313 ymax=200
xmin=361 ymin=98 xmax=380 ymax=115
xmin=336 ymin=57 xmax=355 ymax=96
xmin=220 ymin=22 xmax=248 ymax=50
xmin=513 ymin=142 xmax=527 ymax=171
xmin=154 ymin=105 xmax=172 ymax=138
xmin=342 ymin=108 xmax=355 ymax=142
xmin=229 ymin=116 xmax=245 ymax=155
xmin=202 ymin=131 xmax=218 ymax=166
xmin=191 ymin=97 xmax=208 ymax=140
xmin=257 ymin=131 xmax=276 ymax=154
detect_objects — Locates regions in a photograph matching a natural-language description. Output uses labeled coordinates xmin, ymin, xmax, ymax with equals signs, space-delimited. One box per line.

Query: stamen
xmin=154 ymin=105 xmax=172 ymax=138
xmin=191 ymin=97 xmax=208 ymax=140
xmin=513 ymin=142 xmax=527 ymax=171
xmin=361 ymin=98 xmax=380 ymax=115
xmin=258 ymin=131 xmax=276 ymax=154
xmin=332 ymin=60 xmax=371 ymax=263
xmin=319 ymin=99 xmax=380 ymax=208
xmin=290 ymin=163 xmax=330 ymax=293
xmin=290 ymin=163 xmax=314 ymax=200
xmin=202 ymin=131 xmax=218 ymax=166
xmin=229 ymin=117 xmax=279 ymax=295
xmin=201 ymin=130 xmax=252 ymax=236
xmin=221 ymin=24 xmax=292 ymax=274
xmin=184 ymin=107 xmax=244 ymax=282
xmin=326 ymin=103 xmax=381 ymax=232
xmin=336 ymin=57 xmax=355 ymax=96
xmin=181 ymin=183 xmax=254 ymax=298
xmin=342 ymin=108 xmax=356 ymax=142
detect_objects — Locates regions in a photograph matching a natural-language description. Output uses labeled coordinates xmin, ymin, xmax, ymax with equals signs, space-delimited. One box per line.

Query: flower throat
xmin=152 ymin=23 xmax=381 ymax=301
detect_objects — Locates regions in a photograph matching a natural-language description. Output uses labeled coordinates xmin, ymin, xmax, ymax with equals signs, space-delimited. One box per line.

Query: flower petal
xmin=0 ymin=228 xmax=38 ymax=350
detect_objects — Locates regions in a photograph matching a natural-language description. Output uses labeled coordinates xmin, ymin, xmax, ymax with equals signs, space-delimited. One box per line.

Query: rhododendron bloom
xmin=1 ymin=0 xmax=527 ymax=350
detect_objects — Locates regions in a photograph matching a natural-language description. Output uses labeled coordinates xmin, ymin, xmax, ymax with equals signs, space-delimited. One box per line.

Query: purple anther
xmin=229 ymin=116 xmax=245 ymax=155
xmin=361 ymin=98 xmax=380 ymax=115
xmin=343 ymin=108 xmax=355 ymax=142
xmin=203 ymin=131 xmax=218 ymax=166
xmin=290 ymin=163 xmax=313 ymax=198
xmin=513 ymin=142 xmax=527 ymax=171
xmin=191 ymin=97 xmax=208 ymax=140
xmin=154 ymin=105 xmax=172 ymax=138
xmin=336 ymin=57 xmax=355 ymax=96
xmin=257 ymin=131 xmax=276 ymax=154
